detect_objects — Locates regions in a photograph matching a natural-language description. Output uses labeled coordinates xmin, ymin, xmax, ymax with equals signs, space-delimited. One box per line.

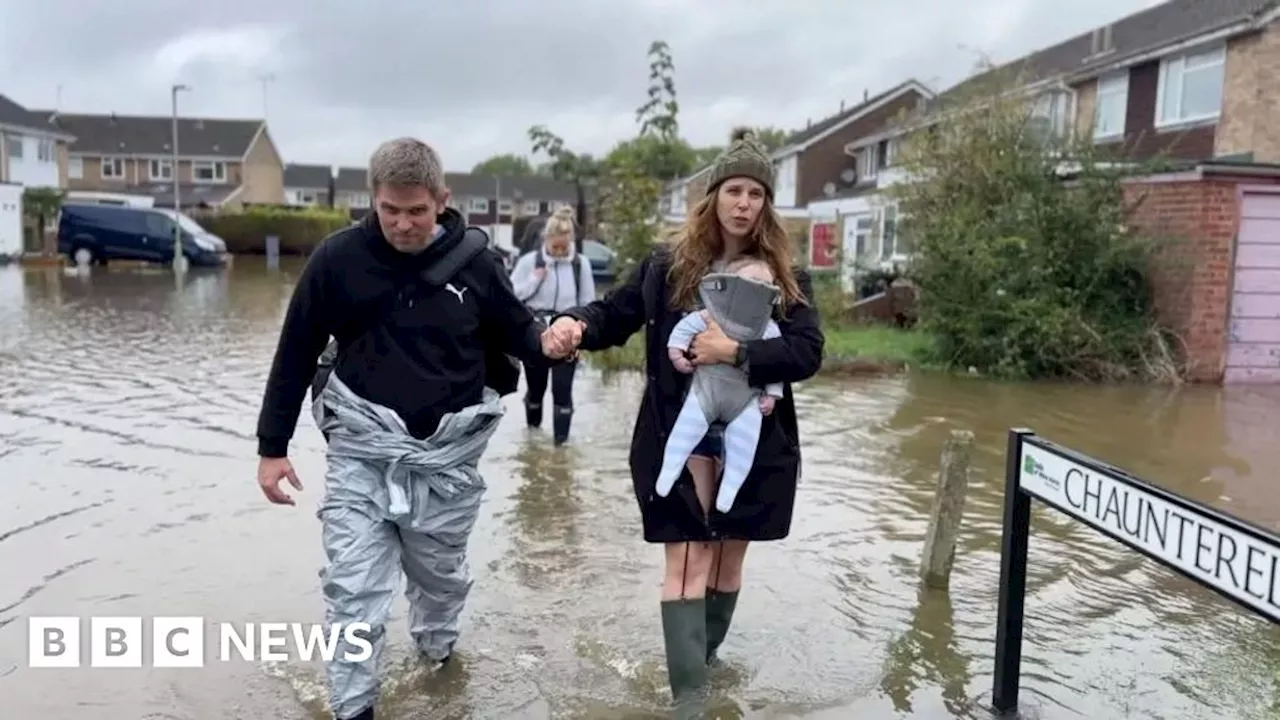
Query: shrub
xmin=192 ymin=206 xmax=352 ymax=255
xmin=888 ymin=66 xmax=1181 ymax=382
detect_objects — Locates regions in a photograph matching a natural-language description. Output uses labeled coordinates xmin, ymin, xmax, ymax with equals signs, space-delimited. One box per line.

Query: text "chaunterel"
xmin=28 ymin=617 xmax=374 ymax=667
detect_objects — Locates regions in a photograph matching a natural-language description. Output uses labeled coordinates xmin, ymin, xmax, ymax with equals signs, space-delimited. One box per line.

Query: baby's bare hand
xmin=758 ymin=396 xmax=776 ymax=415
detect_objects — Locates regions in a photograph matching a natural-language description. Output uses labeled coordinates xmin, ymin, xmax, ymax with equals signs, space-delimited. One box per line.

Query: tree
xmin=887 ymin=66 xmax=1180 ymax=382
xmin=471 ymin=154 xmax=535 ymax=177
xmin=597 ymin=40 xmax=683 ymax=273
xmin=22 ymin=187 xmax=63 ymax=256
xmin=527 ymin=125 xmax=601 ymax=237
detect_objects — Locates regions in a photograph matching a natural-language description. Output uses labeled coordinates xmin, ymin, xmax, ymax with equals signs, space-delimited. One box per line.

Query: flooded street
xmin=2 ymin=258 xmax=1280 ymax=720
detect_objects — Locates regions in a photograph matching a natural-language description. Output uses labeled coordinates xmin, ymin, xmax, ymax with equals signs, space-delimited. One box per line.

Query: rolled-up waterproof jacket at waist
xmin=312 ymin=372 xmax=505 ymax=518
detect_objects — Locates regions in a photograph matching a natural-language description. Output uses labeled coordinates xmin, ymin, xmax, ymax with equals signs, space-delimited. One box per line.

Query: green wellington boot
xmin=704 ymin=589 xmax=739 ymax=664
xmin=660 ymin=598 xmax=709 ymax=714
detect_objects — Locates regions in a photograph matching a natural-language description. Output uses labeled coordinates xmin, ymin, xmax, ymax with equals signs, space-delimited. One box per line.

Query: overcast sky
xmin=1 ymin=0 xmax=1165 ymax=173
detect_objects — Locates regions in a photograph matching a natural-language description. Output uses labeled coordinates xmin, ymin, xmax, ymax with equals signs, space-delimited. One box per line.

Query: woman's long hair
xmin=666 ymin=188 xmax=807 ymax=312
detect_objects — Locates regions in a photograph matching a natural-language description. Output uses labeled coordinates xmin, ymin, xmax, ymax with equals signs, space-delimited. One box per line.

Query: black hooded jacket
xmin=255 ymin=208 xmax=545 ymax=458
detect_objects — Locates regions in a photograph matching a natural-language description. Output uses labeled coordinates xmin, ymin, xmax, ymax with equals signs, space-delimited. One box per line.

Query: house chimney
xmin=840 ymin=99 xmax=846 ymax=112
xmin=194 ymin=119 xmax=204 ymax=130
xmin=1091 ymin=25 xmax=1114 ymax=55
xmin=863 ymin=88 xmax=869 ymax=102
xmin=109 ymin=112 xmax=117 ymax=124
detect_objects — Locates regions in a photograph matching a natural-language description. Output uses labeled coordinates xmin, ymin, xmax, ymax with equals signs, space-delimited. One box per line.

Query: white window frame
xmin=1093 ymin=71 xmax=1129 ymax=140
xmin=1155 ymin=45 xmax=1226 ymax=129
xmin=67 ymin=156 xmax=83 ymax=179
xmin=497 ymin=199 xmax=514 ymax=214
xmin=149 ymin=158 xmax=173 ymax=181
xmin=100 ymin=156 xmax=125 ymax=180
xmin=858 ymin=146 xmax=878 ymax=182
xmin=521 ymin=200 xmax=540 ymax=215
xmin=1029 ymin=89 xmax=1074 ymax=141
xmin=37 ymin=138 xmax=55 ymax=163
xmin=878 ymin=204 xmax=900 ymax=261
xmin=467 ymin=197 xmax=489 ymax=213
xmin=191 ymin=160 xmax=226 ymax=183
xmin=4 ymin=134 xmax=23 ymax=160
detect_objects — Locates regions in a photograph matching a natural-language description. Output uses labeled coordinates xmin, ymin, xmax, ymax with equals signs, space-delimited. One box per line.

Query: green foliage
xmin=191 ymin=205 xmax=351 ymax=255
xmin=887 ymin=68 xmax=1180 ymax=382
xmin=471 ymin=154 xmax=536 ymax=177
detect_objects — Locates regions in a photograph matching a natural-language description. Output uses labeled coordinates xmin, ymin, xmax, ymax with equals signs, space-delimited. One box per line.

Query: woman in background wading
xmin=509 ymin=206 xmax=596 ymax=445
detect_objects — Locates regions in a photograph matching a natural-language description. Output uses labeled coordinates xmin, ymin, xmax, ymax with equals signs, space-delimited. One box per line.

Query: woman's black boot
xmin=553 ymin=405 xmax=572 ymax=445
xmin=524 ymin=400 xmax=542 ymax=428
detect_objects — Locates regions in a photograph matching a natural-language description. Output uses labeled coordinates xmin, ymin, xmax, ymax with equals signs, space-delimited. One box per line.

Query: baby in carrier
xmin=656 ymin=256 xmax=783 ymax=514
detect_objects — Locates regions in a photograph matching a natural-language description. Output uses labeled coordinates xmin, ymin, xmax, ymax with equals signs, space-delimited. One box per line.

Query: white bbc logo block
xmin=90 ymin=617 xmax=143 ymax=667
xmin=152 ymin=617 xmax=205 ymax=667
xmin=29 ymin=617 xmax=81 ymax=667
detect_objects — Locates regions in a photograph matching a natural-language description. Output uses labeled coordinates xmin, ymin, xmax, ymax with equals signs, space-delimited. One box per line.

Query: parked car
xmin=57 ymin=203 xmax=228 ymax=268
xmin=580 ymin=239 xmax=616 ymax=282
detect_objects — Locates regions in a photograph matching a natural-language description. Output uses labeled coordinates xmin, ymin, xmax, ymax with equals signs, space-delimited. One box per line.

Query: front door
xmin=1225 ymin=191 xmax=1280 ymax=383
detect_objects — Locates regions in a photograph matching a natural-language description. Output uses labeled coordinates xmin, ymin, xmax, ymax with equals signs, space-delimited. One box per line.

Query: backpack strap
xmin=422 ymin=226 xmax=489 ymax=286
xmin=312 ymin=225 xmax=494 ymax=403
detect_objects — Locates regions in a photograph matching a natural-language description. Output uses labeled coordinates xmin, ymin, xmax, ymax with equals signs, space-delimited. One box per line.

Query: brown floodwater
xmin=1 ymin=258 xmax=1279 ymax=720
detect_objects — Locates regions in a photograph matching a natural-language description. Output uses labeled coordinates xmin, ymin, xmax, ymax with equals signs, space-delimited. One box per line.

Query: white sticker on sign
xmin=1019 ymin=441 xmax=1280 ymax=624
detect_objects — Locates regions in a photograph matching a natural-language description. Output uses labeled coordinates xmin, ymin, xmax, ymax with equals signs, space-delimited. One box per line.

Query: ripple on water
xmin=2 ymin=264 xmax=1280 ymax=719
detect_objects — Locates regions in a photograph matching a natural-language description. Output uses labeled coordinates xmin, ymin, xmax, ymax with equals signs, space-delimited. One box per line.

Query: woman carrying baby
xmin=542 ymin=128 xmax=825 ymax=710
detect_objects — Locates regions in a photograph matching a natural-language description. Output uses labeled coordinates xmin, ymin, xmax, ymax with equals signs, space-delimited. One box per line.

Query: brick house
xmin=813 ymin=0 xmax=1280 ymax=293
xmin=1122 ymin=161 xmax=1280 ymax=383
xmin=332 ymin=168 xmax=576 ymax=249
xmin=33 ymin=110 xmax=285 ymax=208
xmin=283 ymin=164 xmax=333 ymax=207
xmin=664 ymin=79 xmax=934 ymax=262
xmin=0 ymin=94 xmax=75 ymax=190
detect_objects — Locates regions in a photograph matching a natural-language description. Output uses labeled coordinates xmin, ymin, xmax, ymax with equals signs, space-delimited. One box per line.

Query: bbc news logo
xmin=28 ymin=617 xmax=374 ymax=667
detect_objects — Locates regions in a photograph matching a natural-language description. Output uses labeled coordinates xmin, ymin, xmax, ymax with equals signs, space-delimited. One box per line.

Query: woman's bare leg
xmin=708 ymin=540 xmax=749 ymax=592
xmin=660 ymin=456 xmax=719 ymax=600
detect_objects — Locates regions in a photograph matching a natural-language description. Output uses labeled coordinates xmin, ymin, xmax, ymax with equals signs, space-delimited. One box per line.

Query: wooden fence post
xmin=920 ymin=429 xmax=975 ymax=589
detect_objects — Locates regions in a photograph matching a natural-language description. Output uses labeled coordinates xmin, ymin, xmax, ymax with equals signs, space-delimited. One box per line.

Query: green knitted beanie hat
xmin=705 ymin=127 xmax=775 ymax=200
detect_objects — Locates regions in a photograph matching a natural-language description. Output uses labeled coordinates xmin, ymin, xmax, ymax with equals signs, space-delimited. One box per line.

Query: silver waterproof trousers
xmin=310 ymin=372 xmax=504 ymax=719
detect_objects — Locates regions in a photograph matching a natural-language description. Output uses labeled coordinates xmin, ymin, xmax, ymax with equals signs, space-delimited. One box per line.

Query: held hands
xmin=689 ymin=311 xmax=739 ymax=366
xmin=542 ymin=316 xmax=586 ymax=359
xmin=258 ymin=456 xmax=302 ymax=505
xmin=668 ymin=347 xmax=695 ymax=374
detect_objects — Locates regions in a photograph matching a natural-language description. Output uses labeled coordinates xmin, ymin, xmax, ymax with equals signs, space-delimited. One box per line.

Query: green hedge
xmin=191 ymin=207 xmax=352 ymax=255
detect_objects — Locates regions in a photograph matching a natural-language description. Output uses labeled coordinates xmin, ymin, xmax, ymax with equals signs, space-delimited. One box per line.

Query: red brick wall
xmin=1124 ymin=179 xmax=1238 ymax=381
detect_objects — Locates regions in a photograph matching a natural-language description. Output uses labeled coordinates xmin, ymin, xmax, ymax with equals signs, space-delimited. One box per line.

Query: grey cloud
xmin=1 ymin=0 xmax=1162 ymax=170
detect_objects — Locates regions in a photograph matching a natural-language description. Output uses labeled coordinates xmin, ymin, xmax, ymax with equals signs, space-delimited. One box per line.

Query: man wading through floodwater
xmin=254 ymin=137 xmax=560 ymax=720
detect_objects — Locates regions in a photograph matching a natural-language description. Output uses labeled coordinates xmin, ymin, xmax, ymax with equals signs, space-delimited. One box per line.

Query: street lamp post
xmin=171 ymin=84 xmax=190 ymax=274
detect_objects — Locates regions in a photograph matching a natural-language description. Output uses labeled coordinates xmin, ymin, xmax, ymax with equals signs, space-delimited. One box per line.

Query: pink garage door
xmin=1225 ymin=191 xmax=1280 ymax=383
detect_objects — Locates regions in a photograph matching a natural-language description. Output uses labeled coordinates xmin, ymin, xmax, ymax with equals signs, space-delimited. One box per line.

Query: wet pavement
xmin=1 ymin=259 xmax=1279 ymax=720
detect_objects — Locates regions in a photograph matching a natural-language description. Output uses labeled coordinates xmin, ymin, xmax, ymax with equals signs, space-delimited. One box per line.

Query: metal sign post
xmin=992 ymin=429 xmax=1280 ymax=715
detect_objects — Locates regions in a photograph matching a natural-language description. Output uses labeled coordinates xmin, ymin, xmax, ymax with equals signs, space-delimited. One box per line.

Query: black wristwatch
xmin=732 ymin=342 xmax=748 ymax=368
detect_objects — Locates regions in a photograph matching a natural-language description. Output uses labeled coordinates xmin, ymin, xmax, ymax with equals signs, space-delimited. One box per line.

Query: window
xmin=858 ymin=146 xmax=878 ymax=181
xmin=879 ymin=204 xmax=899 ymax=260
xmin=150 ymin=159 xmax=173 ymax=181
xmin=1157 ymin=46 xmax=1225 ymax=127
xmin=521 ymin=200 xmax=540 ymax=215
xmin=1029 ymin=90 xmax=1072 ymax=141
xmin=37 ymin=139 xmax=55 ymax=163
xmin=4 ymin=135 xmax=23 ymax=159
xmin=467 ymin=197 xmax=489 ymax=213
xmin=68 ymin=157 xmax=83 ymax=179
xmin=1094 ymin=71 xmax=1129 ymax=139
xmin=192 ymin=161 xmax=226 ymax=183
xmin=497 ymin=199 xmax=514 ymax=214
xmin=101 ymin=157 xmax=124 ymax=179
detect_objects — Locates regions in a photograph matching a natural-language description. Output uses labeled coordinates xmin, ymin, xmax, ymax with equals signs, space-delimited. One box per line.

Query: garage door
xmin=1225 ymin=191 xmax=1280 ymax=383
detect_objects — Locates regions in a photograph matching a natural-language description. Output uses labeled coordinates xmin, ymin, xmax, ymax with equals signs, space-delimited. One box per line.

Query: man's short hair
xmin=368 ymin=137 xmax=446 ymax=196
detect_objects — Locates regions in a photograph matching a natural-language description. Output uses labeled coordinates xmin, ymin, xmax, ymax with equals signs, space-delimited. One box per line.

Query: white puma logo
xmin=444 ymin=282 xmax=468 ymax=304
